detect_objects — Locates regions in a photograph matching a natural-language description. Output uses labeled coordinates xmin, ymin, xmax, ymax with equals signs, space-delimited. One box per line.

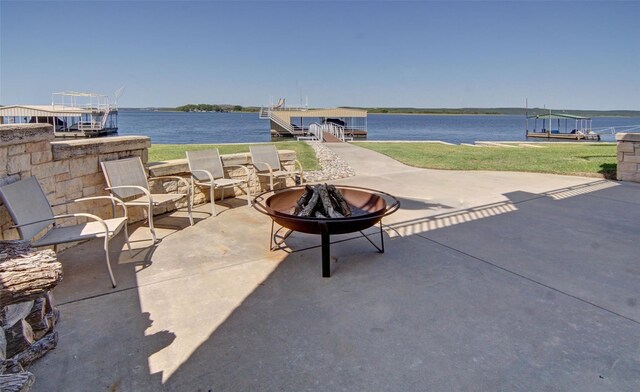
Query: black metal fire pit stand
xmin=269 ymin=219 xmax=387 ymax=278
xmin=320 ymin=223 xmax=331 ymax=277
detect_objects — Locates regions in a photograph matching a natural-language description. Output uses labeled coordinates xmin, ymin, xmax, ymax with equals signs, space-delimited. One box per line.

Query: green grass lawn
xmin=150 ymin=141 xmax=618 ymax=179
xmin=148 ymin=141 xmax=321 ymax=170
xmin=353 ymin=142 xmax=617 ymax=178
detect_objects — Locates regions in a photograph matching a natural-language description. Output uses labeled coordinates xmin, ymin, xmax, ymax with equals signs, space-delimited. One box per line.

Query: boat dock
xmin=0 ymin=91 xmax=119 ymax=138
xmin=526 ymin=112 xmax=600 ymax=140
xmin=259 ymin=101 xmax=367 ymax=140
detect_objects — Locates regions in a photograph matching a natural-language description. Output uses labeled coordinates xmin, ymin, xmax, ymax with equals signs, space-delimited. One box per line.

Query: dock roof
xmin=0 ymin=105 xmax=97 ymax=118
xmin=271 ymin=108 xmax=367 ymax=123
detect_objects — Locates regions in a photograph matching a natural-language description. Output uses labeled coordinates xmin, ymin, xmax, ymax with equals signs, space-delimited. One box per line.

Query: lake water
xmin=116 ymin=111 xmax=639 ymax=144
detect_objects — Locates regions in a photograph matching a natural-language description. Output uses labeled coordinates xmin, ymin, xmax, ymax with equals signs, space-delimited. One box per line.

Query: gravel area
xmin=303 ymin=142 xmax=356 ymax=183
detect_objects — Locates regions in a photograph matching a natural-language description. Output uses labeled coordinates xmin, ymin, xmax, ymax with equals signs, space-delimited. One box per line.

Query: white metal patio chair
xmin=186 ymin=149 xmax=251 ymax=216
xmin=0 ymin=176 xmax=132 ymax=288
xmin=101 ymin=157 xmax=193 ymax=243
xmin=250 ymin=145 xmax=304 ymax=191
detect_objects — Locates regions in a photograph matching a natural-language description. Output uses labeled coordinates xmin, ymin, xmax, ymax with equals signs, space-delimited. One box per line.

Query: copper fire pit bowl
xmin=253 ymin=185 xmax=400 ymax=277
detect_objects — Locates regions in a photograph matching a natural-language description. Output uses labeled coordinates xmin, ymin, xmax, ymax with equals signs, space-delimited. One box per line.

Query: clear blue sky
xmin=1 ymin=1 xmax=639 ymax=110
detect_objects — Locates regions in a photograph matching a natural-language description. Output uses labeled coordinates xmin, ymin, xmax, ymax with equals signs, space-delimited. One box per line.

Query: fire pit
xmin=253 ymin=185 xmax=400 ymax=277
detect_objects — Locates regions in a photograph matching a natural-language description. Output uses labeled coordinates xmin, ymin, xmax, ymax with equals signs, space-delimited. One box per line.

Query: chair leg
xmin=148 ymin=204 xmax=157 ymax=243
xmin=210 ymin=185 xmax=216 ymax=216
xmin=187 ymin=191 xmax=194 ymax=226
xmin=123 ymin=223 xmax=133 ymax=257
xmin=245 ymin=182 xmax=251 ymax=206
xmin=270 ymin=176 xmax=274 ymax=191
xmin=190 ymin=180 xmax=196 ymax=215
xmin=104 ymin=236 xmax=117 ymax=288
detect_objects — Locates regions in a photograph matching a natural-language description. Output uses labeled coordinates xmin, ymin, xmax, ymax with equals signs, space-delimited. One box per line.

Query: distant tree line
xmin=343 ymin=107 xmax=640 ymax=117
xmin=175 ymin=104 xmax=240 ymax=112
xmin=170 ymin=104 xmax=638 ymax=117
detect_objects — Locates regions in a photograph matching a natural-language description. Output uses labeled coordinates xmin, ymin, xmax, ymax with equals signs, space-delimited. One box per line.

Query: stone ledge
xmin=147 ymin=150 xmax=296 ymax=177
xmin=51 ymin=136 xmax=151 ymax=160
xmin=616 ymin=133 xmax=640 ymax=142
xmin=0 ymin=124 xmax=54 ymax=146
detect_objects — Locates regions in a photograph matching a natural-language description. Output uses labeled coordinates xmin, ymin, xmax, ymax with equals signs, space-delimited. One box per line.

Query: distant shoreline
xmin=119 ymin=108 xmax=640 ymax=118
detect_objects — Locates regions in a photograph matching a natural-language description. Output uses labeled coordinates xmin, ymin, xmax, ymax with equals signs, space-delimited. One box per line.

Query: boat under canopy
xmin=526 ymin=112 xmax=599 ymax=140
xmin=259 ymin=102 xmax=367 ymax=139
xmin=0 ymin=92 xmax=118 ymax=138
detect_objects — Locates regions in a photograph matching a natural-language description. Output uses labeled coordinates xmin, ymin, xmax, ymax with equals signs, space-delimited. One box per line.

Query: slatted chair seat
xmin=32 ymin=217 xmax=129 ymax=246
xmin=0 ymin=176 xmax=132 ymax=288
xmin=186 ymin=149 xmax=251 ymax=216
xmin=122 ymin=193 xmax=187 ymax=206
xmin=250 ymin=145 xmax=304 ymax=191
xmin=101 ymin=157 xmax=193 ymax=243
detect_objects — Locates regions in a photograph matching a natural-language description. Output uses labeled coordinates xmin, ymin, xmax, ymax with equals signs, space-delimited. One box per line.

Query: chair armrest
xmin=293 ymin=159 xmax=304 ymax=174
xmin=190 ymin=169 xmax=214 ymax=183
xmin=54 ymin=213 xmax=110 ymax=234
xmin=224 ymin=164 xmax=251 ymax=179
xmin=106 ymin=184 xmax=151 ymax=195
xmin=73 ymin=196 xmax=129 ymax=218
xmin=11 ymin=213 xmax=109 ymax=235
xmin=51 ymin=195 xmax=130 ymax=218
xmin=253 ymin=161 xmax=273 ymax=174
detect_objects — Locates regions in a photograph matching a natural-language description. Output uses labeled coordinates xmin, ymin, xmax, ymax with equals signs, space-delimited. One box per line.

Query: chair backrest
xmin=0 ymin=177 xmax=54 ymax=241
xmin=186 ymin=149 xmax=224 ymax=181
xmin=101 ymin=157 xmax=149 ymax=199
xmin=250 ymin=145 xmax=282 ymax=171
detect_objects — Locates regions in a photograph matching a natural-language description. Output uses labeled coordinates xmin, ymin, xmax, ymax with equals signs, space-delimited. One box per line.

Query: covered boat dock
xmin=0 ymin=92 xmax=118 ymax=138
xmin=260 ymin=106 xmax=367 ymax=139
xmin=526 ymin=112 xmax=599 ymax=140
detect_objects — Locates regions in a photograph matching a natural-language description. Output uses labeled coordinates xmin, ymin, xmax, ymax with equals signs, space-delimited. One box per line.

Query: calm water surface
xmin=116 ymin=111 xmax=639 ymax=144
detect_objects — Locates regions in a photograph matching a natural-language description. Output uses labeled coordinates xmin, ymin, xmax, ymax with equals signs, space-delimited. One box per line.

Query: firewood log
xmin=0 ymin=372 xmax=35 ymax=392
xmin=4 ymin=320 xmax=34 ymax=359
xmin=0 ymin=302 xmax=34 ymax=331
xmin=25 ymin=297 xmax=60 ymax=340
xmin=12 ymin=331 xmax=57 ymax=367
xmin=1 ymin=359 xmax=24 ymax=374
xmin=24 ymin=299 xmax=45 ymax=334
xmin=327 ymin=185 xmax=352 ymax=216
xmin=0 ymin=242 xmax=62 ymax=307
xmin=298 ymin=186 xmax=320 ymax=217
xmin=293 ymin=185 xmax=315 ymax=215
xmin=1 ymin=326 xmax=6 ymax=362
xmin=317 ymin=185 xmax=343 ymax=218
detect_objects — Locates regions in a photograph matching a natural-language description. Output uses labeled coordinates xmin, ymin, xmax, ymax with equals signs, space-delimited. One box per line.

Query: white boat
xmin=0 ymin=91 xmax=119 ymax=138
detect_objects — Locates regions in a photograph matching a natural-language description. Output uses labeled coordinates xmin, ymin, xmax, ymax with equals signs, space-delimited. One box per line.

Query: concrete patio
xmin=31 ymin=143 xmax=640 ymax=391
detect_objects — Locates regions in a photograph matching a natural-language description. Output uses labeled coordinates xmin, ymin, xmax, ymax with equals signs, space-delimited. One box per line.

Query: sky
xmin=1 ymin=1 xmax=639 ymax=110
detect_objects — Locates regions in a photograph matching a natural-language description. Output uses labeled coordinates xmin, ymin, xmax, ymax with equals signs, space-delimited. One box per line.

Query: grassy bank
xmin=150 ymin=141 xmax=618 ymax=179
xmin=148 ymin=142 xmax=321 ymax=170
xmin=353 ymin=142 xmax=617 ymax=178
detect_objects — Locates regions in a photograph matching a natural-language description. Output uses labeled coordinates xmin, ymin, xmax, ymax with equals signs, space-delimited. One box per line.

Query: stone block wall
xmin=616 ymin=133 xmax=640 ymax=183
xmin=147 ymin=150 xmax=299 ymax=209
xmin=0 ymin=124 xmax=150 ymax=241
xmin=1 ymin=123 xmax=299 ymax=242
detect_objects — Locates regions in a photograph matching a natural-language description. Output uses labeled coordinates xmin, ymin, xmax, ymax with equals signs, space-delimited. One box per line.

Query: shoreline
xmin=119 ymin=108 xmax=640 ymax=118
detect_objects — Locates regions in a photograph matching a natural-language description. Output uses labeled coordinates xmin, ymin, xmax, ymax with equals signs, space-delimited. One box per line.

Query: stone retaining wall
xmin=616 ymin=133 xmax=640 ymax=183
xmin=1 ymin=123 xmax=298 ymax=242
xmin=147 ymin=151 xmax=298 ymax=210
xmin=1 ymin=124 xmax=150 ymax=241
